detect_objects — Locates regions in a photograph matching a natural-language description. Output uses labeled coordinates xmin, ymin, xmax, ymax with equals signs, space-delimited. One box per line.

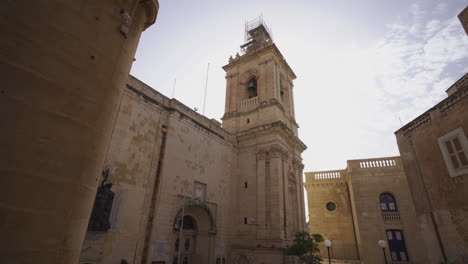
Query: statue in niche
xmin=88 ymin=167 xmax=114 ymax=232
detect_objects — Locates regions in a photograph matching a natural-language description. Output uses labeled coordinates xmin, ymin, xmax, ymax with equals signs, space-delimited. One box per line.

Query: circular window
xmin=326 ymin=202 xmax=336 ymax=211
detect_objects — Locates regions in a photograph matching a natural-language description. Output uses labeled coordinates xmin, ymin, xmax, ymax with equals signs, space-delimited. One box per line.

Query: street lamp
xmin=378 ymin=240 xmax=388 ymax=264
xmin=324 ymin=240 xmax=332 ymax=264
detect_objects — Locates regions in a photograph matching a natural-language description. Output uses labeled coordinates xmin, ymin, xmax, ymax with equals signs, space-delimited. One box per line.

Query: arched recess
xmin=379 ymin=192 xmax=398 ymax=212
xmin=240 ymin=69 xmax=259 ymax=101
xmin=173 ymin=199 xmax=217 ymax=234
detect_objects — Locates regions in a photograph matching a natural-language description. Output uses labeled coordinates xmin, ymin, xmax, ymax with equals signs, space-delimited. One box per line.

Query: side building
xmin=305 ymin=156 xmax=427 ymax=264
xmin=395 ymin=73 xmax=468 ymax=264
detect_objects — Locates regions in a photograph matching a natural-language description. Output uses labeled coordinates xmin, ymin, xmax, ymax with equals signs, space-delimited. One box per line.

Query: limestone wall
xmin=305 ymin=170 xmax=359 ymax=261
xmin=347 ymin=157 xmax=427 ymax=264
xmin=80 ymin=76 xmax=238 ymax=264
xmin=395 ymin=84 xmax=468 ymax=264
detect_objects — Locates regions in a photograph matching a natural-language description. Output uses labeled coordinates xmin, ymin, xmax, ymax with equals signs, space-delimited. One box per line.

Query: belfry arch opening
xmin=247 ymin=77 xmax=257 ymax=98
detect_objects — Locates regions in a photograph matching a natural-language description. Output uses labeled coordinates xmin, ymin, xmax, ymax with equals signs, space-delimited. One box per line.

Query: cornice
xmin=223 ymin=44 xmax=296 ymax=79
xmin=221 ymin=98 xmax=299 ymax=128
xmin=395 ymin=81 xmax=467 ymax=137
xmin=237 ymin=121 xmax=307 ymax=151
xmin=139 ymin=0 xmax=159 ymax=30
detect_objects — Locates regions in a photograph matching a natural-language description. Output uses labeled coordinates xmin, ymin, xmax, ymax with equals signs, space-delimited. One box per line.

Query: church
xmin=80 ymin=17 xmax=307 ymax=264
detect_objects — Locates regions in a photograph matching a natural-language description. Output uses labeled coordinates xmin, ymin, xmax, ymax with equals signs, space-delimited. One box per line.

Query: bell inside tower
xmin=247 ymin=78 xmax=258 ymax=98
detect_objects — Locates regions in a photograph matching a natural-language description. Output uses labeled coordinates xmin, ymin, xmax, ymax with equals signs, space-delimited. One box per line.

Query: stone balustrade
xmin=359 ymin=158 xmax=397 ymax=168
xmin=314 ymin=171 xmax=342 ymax=180
xmin=347 ymin=157 xmax=401 ymax=171
xmin=240 ymin=96 xmax=259 ymax=110
xmin=382 ymin=212 xmax=401 ymax=223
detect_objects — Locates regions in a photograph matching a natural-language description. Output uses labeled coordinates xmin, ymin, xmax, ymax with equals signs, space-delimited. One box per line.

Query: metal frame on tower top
xmin=244 ymin=15 xmax=273 ymax=43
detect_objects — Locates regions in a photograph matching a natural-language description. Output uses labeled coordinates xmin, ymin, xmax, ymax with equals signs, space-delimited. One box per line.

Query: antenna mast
xmin=202 ymin=63 xmax=210 ymax=115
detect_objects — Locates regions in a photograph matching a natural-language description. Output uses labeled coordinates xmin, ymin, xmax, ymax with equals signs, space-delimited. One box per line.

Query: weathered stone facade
xmin=80 ymin=19 xmax=306 ymax=264
xmin=0 ymin=1 xmax=158 ymax=263
xmin=395 ymin=73 xmax=468 ymax=264
xmin=305 ymin=157 xmax=427 ymax=264
xmin=459 ymin=6 xmax=468 ymax=36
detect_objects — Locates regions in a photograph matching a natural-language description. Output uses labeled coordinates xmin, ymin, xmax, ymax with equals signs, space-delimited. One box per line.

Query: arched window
xmin=177 ymin=215 xmax=197 ymax=230
xmin=380 ymin=193 xmax=398 ymax=212
xmin=247 ymin=78 xmax=257 ymax=98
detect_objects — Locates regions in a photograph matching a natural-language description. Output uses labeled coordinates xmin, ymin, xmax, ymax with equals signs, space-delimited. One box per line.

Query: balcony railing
xmin=314 ymin=171 xmax=342 ymax=180
xmin=240 ymin=96 xmax=259 ymax=110
xmin=382 ymin=212 xmax=401 ymax=224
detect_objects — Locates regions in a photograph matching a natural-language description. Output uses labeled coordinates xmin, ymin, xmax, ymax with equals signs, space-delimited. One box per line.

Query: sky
xmin=131 ymin=0 xmax=468 ymax=172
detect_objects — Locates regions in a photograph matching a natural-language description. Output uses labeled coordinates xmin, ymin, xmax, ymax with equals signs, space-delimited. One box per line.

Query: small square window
xmin=400 ymin=251 xmax=407 ymax=261
xmin=381 ymin=203 xmax=387 ymax=210
xmin=389 ymin=203 xmax=395 ymax=210
xmin=438 ymin=127 xmax=468 ymax=177
xmin=395 ymin=231 xmax=402 ymax=240
xmin=387 ymin=231 xmax=393 ymax=240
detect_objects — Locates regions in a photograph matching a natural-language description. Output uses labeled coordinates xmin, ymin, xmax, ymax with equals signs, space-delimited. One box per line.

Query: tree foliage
xmin=285 ymin=232 xmax=324 ymax=264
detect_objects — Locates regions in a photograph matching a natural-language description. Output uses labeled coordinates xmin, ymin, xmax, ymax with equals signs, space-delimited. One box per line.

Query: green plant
xmin=285 ymin=231 xmax=324 ymax=264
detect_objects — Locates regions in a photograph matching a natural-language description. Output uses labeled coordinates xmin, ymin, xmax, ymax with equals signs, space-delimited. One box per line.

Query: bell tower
xmin=222 ymin=17 xmax=298 ymax=135
xmin=223 ymin=17 xmax=307 ymax=264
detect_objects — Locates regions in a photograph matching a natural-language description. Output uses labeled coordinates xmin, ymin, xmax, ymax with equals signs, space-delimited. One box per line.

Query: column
xmin=0 ymin=1 xmax=158 ymax=263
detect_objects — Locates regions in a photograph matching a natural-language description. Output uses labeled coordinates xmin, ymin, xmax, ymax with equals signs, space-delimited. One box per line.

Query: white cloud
xmin=372 ymin=13 xmax=468 ymax=125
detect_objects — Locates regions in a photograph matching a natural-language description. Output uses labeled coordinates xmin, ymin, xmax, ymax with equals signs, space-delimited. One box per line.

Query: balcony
xmin=240 ymin=96 xmax=259 ymax=110
xmin=382 ymin=212 xmax=401 ymax=224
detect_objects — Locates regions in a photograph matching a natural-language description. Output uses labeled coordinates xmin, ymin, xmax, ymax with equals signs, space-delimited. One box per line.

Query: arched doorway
xmin=173 ymin=215 xmax=197 ymax=264
xmin=172 ymin=200 xmax=217 ymax=264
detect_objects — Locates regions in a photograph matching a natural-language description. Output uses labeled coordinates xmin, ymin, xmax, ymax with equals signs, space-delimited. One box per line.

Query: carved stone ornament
xmin=269 ymin=146 xmax=285 ymax=159
xmin=256 ymin=149 xmax=267 ymax=160
xmin=88 ymin=167 xmax=115 ymax=232
xmin=173 ymin=199 xmax=217 ymax=234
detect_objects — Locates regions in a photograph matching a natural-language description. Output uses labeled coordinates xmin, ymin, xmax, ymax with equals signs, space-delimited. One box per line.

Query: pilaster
xmin=256 ymin=149 xmax=268 ymax=239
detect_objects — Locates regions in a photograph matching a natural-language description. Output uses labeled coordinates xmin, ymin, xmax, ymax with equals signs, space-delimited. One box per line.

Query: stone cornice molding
xmin=236 ymin=121 xmax=307 ymax=152
xmin=221 ymin=98 xmax=300 ymax=128
xmin=395 ymin=83 xmax=467 ymax=137
xmin=258 ymin=57 xmax=275 ymax=66
xmin=139 ymin=0 xmax=159 ymax=30
xmin=222 ymin=44 xmax=297 ymax=79
xmin=225 ymin=73 xmax=239 ymax=79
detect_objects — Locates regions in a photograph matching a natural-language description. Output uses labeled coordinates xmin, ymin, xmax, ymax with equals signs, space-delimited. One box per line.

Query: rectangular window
xmin=445 ymin=137 xmax=468 ymax=170
xmin=389 ymin=202 xmax=395 ymax=210
xmin=244 ymin=217 xmax=247 ymax=224
xmin=395 ymin=231 xmax=402 ymax=240
xmin=387 ymin=231 xmax=393 ymax=240
xmin=400 ymin=252 xmax=407 ymax=261
xmin=381 ymin=203 xmax=387 ymax=210
xmin=438 ymin=128 xmax=468 ymax=177
xmin=194 ymin=181 xmax=207 ymax=201
xmin=391 ymin=251 xmax=397 ymax=261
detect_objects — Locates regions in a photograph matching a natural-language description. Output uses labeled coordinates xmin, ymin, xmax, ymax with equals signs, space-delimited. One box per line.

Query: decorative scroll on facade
xmin=88 ymin=168 xmax=114 ymax=232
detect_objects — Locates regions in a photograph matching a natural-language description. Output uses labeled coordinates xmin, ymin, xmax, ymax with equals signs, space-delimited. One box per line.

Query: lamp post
xmin=324 ymin=240 xmax=332 ymax=264
xmin=378 ymin=240 xmax=388 ymax=264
